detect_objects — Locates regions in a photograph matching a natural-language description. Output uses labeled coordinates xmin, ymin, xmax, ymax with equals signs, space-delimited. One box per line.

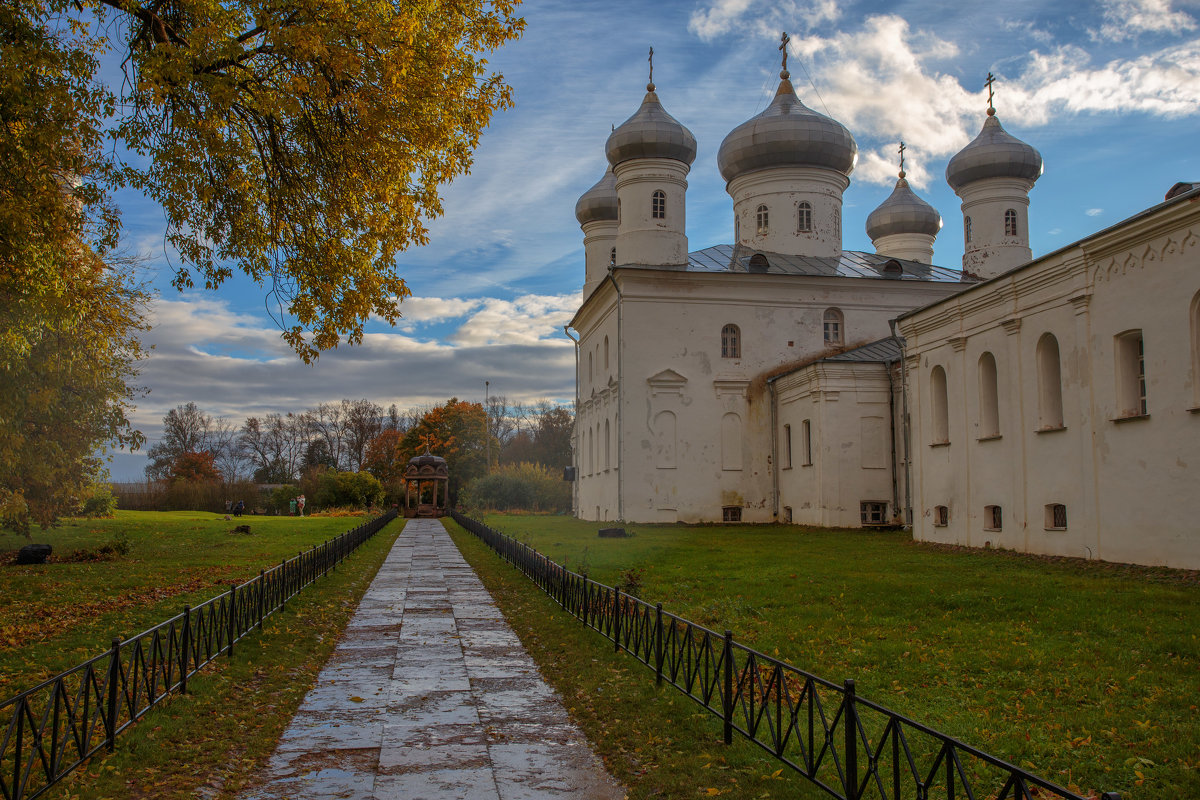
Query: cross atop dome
xmin=898 ymin=140 xmax=906 ymax=179
xmin=779 ymin=31 xmax=790 ymax=79
xmin=648 ymin=46 xmax=654 ymax=91
xmin=985 ymin=72 xmax=996 ymax=116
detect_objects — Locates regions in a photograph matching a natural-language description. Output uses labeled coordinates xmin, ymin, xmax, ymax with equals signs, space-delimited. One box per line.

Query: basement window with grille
xmin=984 ymin=505 xmax=1003 ymax=531
xmin=860 ymin=502 xmax=888 ymax=527
xmin=934 ymin=505 xmax=949 ymax=527
xmin=1045 ymin=503 xmax=1067 ymax=531
xmin=722 ymin=506 xmax=742 ymax=522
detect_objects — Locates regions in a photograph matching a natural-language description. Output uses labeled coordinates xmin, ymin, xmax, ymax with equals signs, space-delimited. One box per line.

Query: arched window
xmin=756 ymin=204 xmax=769 ymax=236
xmin=823 ymin=308 xmax=844 ymax=346
xmin=653 ymin=410 xmax=676 ymax=468
xmin=964 ymin=216 xmax=972 ymax=244
xmin=604 ymin=335 xmax=609 ymax=371
xmin=1115 ymin=329 xmax=1147 ymax=417
xmin=604 ymin=418 xmax=611 ymax=469
xmin=1036 ymin=333 xmax=1064 ymax=429
xmin=652 ymin=190 xmax=666 ymax=219
xmin=609 ymin=246 xmax=616 ymax=267
xmin=797 ymin=202 xmax=812 ymax=232
xmin=1005 ymin=209 xmax=1018 ymax=237
xmin=1192 ymin=291 xmax=1200 ymax=406
xmin=978 ymin=352 xmax=1000 ymax=438
xmin=930 ymin=365 xmax=949 ymax=444
xmin=721 ymin=324 xmax=740 ymax=358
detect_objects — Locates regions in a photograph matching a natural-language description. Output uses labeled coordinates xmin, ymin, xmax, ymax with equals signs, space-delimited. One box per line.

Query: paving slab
xmin=239 ymin=518 xmax=624 ymax=800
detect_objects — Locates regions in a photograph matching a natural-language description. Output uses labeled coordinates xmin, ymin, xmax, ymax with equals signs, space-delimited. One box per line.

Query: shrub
xmin=460 ymin=462 xmax=570 ymax=513
xmin=78 ymin=485 xmax=118 ymax=518
xmin=312 ymin=470 xmax=383 ymax=509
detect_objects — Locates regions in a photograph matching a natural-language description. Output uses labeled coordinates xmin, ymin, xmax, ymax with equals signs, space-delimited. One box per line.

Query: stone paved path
xmin=239 ymin=518 xmax=625 ymax=800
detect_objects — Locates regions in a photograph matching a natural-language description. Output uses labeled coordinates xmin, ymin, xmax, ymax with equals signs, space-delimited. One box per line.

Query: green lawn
xmin=460 ymin=514 xmax=1199 ymax=800
xmin=0 ymin=510 xmax=387 ymax=698
xmin=1 ymin=510 xmax=404 ymax=800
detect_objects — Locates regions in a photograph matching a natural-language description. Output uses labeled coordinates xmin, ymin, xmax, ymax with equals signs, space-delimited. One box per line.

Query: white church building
xmin=567 ymin=55 xmax=1200 ymax=571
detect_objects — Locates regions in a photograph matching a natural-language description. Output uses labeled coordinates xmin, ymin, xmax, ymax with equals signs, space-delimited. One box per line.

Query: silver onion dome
xmin=717 ymin=77 xmax=857 ymax=182
xmin=945 ymin=114 xmax=1042 ymax=192
xmin=605 ymin=85 xmax=698 ymax=167
xmin=866 ymin=174 xmax=942 ymax=239
xmin=575 ymin=165 xmax=618 ymax=225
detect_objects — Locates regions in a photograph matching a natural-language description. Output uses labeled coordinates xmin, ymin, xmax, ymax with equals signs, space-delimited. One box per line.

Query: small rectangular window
xmin=801 ymin=419 xmax=812 ymax=465
xmin=1115 ymin=330 xmax=1147 ymax=418
xmin=783 ymin=424 xmax=793 ymax=468
xmin=722 ymin=506 xmax=742 ymax=522
xmin=861 ymin=502 xmax=888 ymax=526
xmin=984 ymin=505 xmax=1002 ymax=531
xmin=934 ymin=505 xmax=949 ymax=527
xmin=1045 ymin=503 xmax=1067 ymax=530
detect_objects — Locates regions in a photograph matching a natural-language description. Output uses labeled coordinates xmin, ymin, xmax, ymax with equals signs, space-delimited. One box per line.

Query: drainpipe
xmin=563 ymin=324 xmax=580 ymax=517
xmin=889 ymin=320 xmax=913 ymax=528
xmin=885 ymin=354 xmax=901 ymax=523
xmin=768 ymin=376 xmax=779 ymax=520
xmin=605 ymin=269 xmax=624 ymax=522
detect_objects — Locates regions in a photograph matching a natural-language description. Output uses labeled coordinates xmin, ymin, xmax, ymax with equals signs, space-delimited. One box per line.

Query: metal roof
xmin=623 ymin=244 xmax=970 ymax=283
xmin=822 ymin=337 xmax=903 ymax=363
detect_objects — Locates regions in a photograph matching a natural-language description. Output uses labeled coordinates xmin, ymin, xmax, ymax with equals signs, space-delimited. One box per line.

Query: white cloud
xmin=1086 ymin=208 xmax=1104 ymax=216
xmin=689 ymin=0 xmax=841 ymax=41
xmin=451 ymin=293 xmax=580 ymax=347
xmin=1092 ymin=0 xmax=1198 ymax=41
xmin=394 ymin=296 xmax=483 ymax=326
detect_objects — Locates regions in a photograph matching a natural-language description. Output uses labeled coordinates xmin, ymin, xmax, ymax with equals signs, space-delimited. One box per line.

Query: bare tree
xmin=308 ymin=402 xmax=346 ymax=470
xmin=343 ymin=398 xmax=383 ymax=471
xmin=209 ymin=418 xmax=250 ymax=481
xmin=145 ymin=402 xmax=215 ymax=480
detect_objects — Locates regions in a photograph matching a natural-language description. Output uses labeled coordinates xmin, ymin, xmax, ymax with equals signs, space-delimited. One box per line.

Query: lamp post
xmin=485 ymin=380 xmax=491 ymax=472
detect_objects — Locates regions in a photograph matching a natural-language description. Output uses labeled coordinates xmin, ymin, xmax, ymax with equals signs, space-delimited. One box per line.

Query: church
xmin=567 ymin=48 xmax=1200 ymax=571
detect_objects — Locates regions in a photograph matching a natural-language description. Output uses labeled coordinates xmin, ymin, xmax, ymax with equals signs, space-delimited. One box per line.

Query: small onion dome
xmin=717 ymin=77 xmax=857 ymax=182
xmin=405 ymin=450 xmax=447 ymax=477
xmin=866 ymin=174 xmax=942 ymax=239
xmin=574 ymin=165 xmax=619 ymax=225
xmin=945 ymin=114 xmax=1042 ymax=192
xmin=605 ymin=86 xmax=697 ymax=167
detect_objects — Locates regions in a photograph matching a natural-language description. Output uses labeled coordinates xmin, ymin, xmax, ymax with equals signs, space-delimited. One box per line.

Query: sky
xmin=106 ymin=0 xmax=1200 ymax=480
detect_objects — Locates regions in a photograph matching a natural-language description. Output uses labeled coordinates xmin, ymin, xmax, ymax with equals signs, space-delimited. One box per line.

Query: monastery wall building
xmin=568 ymin=52 xmax=1200 ymax=570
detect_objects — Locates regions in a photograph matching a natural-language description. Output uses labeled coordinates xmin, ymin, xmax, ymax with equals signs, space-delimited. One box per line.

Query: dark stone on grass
xmin=17 ymin=544 xmax=52 ymax=564
xmin=598 ymin=527 xmax=628 ymax=538
xmin=231 ymin=524 xmax=252 ymax=535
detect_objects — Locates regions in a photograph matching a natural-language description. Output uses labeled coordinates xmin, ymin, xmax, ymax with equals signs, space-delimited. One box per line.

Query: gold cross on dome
xmin=985 ymin=71 xmax=996 ymax=113
xmin=779 ymin=31 xmax=790 ymax=72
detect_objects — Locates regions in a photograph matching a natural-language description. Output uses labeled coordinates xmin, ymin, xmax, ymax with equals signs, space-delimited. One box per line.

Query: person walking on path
xmin=296 ymin=494 xmax=305 ymax=517
xmin=238 ymin=518 xmax=624 ymax=800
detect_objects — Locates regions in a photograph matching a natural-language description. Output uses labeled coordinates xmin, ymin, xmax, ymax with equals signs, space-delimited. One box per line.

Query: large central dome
xmin=718 ymin=77 xmax=857 ymax=183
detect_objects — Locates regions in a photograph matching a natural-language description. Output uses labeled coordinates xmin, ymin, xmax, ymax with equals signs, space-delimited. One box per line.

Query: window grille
xmin=1045 ymin=503 xmax=1067 ymax=530
xmin=861 ymin=502 xmax=888 ymax=526
xmin=1115 ymin=330 xmax=1147 ymax=417
xmin=984 ymin=505 xmax=1002 ymax=531
xmin=1004 ymin=209 xmax=1018 ymax=237
xmin=721 ymin=324 xmax=740 ymax=359
xmin=798 ymin=202 xmax=812 ymax=232
xmin=652 ymin=190 xmax=666 ymax=219
xmin=722 ymin=506 xmax=742 ymax=522
xmin=756 ymin=204 xmax=769 ymax=235
xmin=934 ymin=505 xmax=949 ymax=527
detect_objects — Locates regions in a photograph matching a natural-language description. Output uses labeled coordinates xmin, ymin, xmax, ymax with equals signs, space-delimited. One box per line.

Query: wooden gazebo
xmin=402 ymin=448 xmax=449 ymax=518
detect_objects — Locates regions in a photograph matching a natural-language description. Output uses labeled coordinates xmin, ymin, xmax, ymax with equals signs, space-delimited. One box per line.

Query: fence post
xmin=723 ymin=630 xmax=734 ymax=745
xmin=280 ymin=558 xmax=288 ymax=610
xmin=105 ymin=637 xmax=121 ymax=751
xmin=582 ymin=574 xmax=589 ymax=624
xmin=844 ymin=679 xmax=858 ymax=800
xmin=180 ymin=605 xmax=191 ymax=694
xmin=228 ymin=584 xmax=237 ymax=658
xmin=613 ymin=588 xmax=622 ymax=653
xmin=655 ymin=603 xmax=664 ymax=687
xmin=13 ymin=695 xmax=23 ymax=795
xmin=258 ymin=570 xmax=265 ymax=629
xmin=324 ymin=540 xmax=329 ymax=577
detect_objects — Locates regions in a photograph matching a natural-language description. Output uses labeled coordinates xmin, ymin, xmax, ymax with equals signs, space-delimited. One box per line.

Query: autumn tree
xmin=399 ymin=399 xmax=490 ymax=504
xmin=169 ymin=451 xmax=222 ymax=484
xmin=0 ymin=3 xmax=148 ymax=533
xmin=19 ymin=0 xmax=523 ymax=361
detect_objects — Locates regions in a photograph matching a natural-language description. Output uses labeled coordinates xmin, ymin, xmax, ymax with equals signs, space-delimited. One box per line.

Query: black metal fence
xmin=0 ymin=509 xmax=398 ymax=800
xmin=453 ymin=512 xmax=1121 ymax=800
